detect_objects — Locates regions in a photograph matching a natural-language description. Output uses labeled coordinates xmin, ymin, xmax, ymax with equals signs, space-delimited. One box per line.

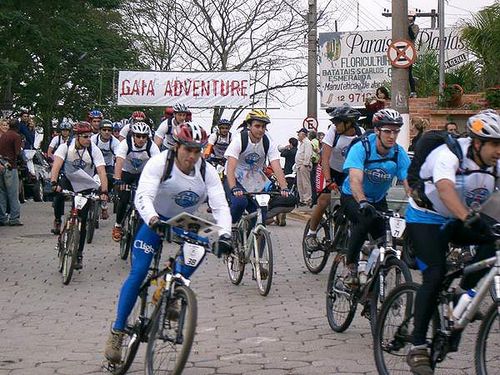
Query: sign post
xmin=387 ymin=40 xmax=417 ymax=68
xmin=303 ymin=117 xmax=318 ymax=132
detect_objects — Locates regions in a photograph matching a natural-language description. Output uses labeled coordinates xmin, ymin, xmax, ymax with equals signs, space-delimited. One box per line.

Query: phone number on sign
xmin=336 ymin=93 xmax=370 ymax=103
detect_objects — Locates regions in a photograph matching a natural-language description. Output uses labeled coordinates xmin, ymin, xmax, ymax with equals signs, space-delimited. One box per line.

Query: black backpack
xmin=344 ymin=130 xmax=399 ymax=166
xmin=214 ymin=132 xmax=232 ymax=147
xmin=160 ymin=149 xmax=206 ymax=183
xmin=94 ymin=135 xmax=116 ymax=156
xmin=240 ymin=130 xmax=270 ymax=159
xmin=331 ymin=125 xmax=364 ymax=149
xmin=126 ymin=133 xmax=153 ymax=158
xmin=408 ymin=130 xmax=497 ymax=209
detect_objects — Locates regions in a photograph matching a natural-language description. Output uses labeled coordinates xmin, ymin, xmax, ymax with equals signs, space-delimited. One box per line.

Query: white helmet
xmin=173 ymin=103 xmax=189 ymax=113
xmin=131 ymin=121 xmax=150 ymax=135
xmin=467 ymin=110 xmax=500 ymax=141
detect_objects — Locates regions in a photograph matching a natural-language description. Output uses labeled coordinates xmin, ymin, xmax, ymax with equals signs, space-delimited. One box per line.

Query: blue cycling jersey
xmin=341 ymin=133 xmax=410 ymax=203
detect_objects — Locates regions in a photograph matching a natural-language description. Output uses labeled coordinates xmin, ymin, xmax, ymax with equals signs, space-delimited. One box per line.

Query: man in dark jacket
xmin=279 ymin=137 xmax=298 ymax=175
xmin=18 ymin=109 xmax=35 ymax=150
xmin=0 ymin=119 xmax=23 ymax=225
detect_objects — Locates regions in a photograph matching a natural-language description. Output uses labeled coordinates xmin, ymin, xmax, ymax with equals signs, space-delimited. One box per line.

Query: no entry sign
xmin=387 ymin=40 xmax=417 ymax=68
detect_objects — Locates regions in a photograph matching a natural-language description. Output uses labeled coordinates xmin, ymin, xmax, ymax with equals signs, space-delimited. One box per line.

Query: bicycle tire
xmin=326 ymin=253 xmax=357 ymax=332
xmin=369 ymin=256 xmax=413 ymax=336
xmin=145 ymin=285 xmax=197 ymax=375
xmin=62 ymin=224 xmax=80 ymax=285
xmin=86 ymin=201 xmax=96 ymax=244
xmin=226 ymin=228 xmax=245 ymax=285
xmin=254 ymin=229 xmax=273 ymax=296
xmin=94 ymin=202 xmax=100 ymax=229
xmin=112 ymin=288 xmax=148 ymax=375
xmin=57 ymin=227 xmax=67 ymax=273
xmin=120 ymin=213 xmax=131 ymax=261
xmin=128 ymin=215 xmax=139 ymax=266
xmin=475 ymin=302 xmax=500 ymax=375
xmin=302 ymin=217 xmax=331 ymax=274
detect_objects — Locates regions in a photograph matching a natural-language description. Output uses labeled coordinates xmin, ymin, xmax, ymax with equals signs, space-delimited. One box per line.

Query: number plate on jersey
xmin=183 ymin=243 xmax=205 ymax=267
xmin=389 ymin=217 xmax=406 ymax=238
xmin=255 ymin=194 xmax=271 ymax=207
xmin=74 ymin=196 xmax=88 ymax=210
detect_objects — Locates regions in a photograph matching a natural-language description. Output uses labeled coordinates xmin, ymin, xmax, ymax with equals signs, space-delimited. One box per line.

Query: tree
xmin=121 ymin=0 xmax=317 ymax=125
xmin=0 ymin=0 xmax=142 ymax=139
xmin=460 ymin=3 xmax=500 ymax=88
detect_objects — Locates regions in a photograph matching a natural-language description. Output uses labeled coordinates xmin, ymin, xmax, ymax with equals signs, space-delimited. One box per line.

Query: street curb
xmin=287 ymin=211 xmax=311 ymax=222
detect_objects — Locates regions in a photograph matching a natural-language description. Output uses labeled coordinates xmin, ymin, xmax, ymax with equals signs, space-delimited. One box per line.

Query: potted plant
xmin=438 ymin=83 xmax=464 ymax=108
xmin=485 ymin=86 xmax=500 ymax=108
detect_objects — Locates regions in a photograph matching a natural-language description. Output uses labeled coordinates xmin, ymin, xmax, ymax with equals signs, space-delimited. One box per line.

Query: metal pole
xmin=438 ymin=0 xmax=445 ymax=95
xmin=391 ymin=0 xmax=410 ymax=149
xmin=431 ymin=9 xmax=436 ymax=29
xmin=307 ymin=0 xmax=317 ymax=119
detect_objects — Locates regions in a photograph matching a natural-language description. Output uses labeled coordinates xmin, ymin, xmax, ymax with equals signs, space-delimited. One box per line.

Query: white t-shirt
xmin=91 ymin=133 xmax=119 ymax=167
xmin=116 ymin=139 xmax=160 ymax=174
xmin=224 ymin=131 xmax=280 ymax=192
xmin=323 ymin=125 xmax=365 ymax=172
xmin=410 ymin=137 xmax=499 ymax=217
xmin=54 ymin=140 xmax=105 ymax=177
xmin=49 ymin=135 xmax=68 ymax=152
xmin=155 ymin=118 xmax=181 ymax=148
xmin=135 ymin=151 xmax=231 ymax=235
xmin=207 ymin=132 xmax=231 ymax=158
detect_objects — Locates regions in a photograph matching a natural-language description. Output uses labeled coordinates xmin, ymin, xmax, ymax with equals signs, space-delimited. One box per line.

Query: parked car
xmin=19 ymin=150 xmax=52 ymax=202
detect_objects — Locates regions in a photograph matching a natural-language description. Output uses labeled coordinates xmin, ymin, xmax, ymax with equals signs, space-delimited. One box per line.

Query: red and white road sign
xmin=387 ymin=40 xmax=417 ymax=68
xmin=303 ymin=117 xmax=318 ymax=131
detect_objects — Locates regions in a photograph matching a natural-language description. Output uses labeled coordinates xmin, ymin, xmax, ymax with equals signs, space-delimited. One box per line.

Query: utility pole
xmin=307 ymin=0 xmax=317 ymax=120
xmin=438 ymin=0 xmax=445 ymax=95
xmin=391 ymin=0 xmax=410 ymax=149
xmin=383 ymin=9 xmax=438 ymax=29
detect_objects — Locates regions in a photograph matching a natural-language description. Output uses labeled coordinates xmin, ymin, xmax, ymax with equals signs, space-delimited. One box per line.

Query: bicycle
xmin=301 ymin=192 xmax=351 ymax=274
xmin=225 ymin=191 xmax=279 ymax=296
xmin=326 ymin=210 xmax=412 ymax=335
xmin=105 ymin=213 xmax=220 ymax=375
xmin=373 ymin=223 xmax=500 ymax=375
xmin=119 ymin=184 xmax=140 ymax=262
xmin=55 ymin=190 xmax=99 ymax=285
xmin=86 ymin=197 xmax=100 ymax=244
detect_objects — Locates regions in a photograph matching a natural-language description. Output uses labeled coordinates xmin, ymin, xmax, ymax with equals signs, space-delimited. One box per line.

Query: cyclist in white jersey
xmin=118 ymin=111 xmax=148 ymax=141
xmin=203 ymin=118 xmax=232 ymax=160
xmin=47 ymin=119 xmax=72 ymax=160
xmin=104 ymin=122 xmax=232 ymax=364
xmin=154 ymin=103 xmax=189 ymax=150
xmin=112 ymin=122 xmax=160 ymax=242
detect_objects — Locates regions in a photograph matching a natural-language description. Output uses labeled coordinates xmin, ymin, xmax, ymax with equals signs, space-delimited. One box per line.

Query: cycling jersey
xmin=49 ymin=135 xmax=68 ymax=153
xmin=207 ymin=132 xmax=231 ymax=158
xmin=341 ymin=133 xmax=410 ymax=203
xmin=91 ymin=134 xmax=119 ymax=167
xmin=323 ymin=125 xmax=365 ymax=172
xmin=136 ymin=152 xmax=231 ymax=234
xmin=115 ymin=139 xmax=160 ymax=174
xmin=224 ymin=131 xmax=280 ymax=192
xmin=118 ymin=123 xmax=152 ymax=139
xmin=54 ymin=140 xmax=105 ymax=177
xmin=406 ymin=137 xmax=499 ymax=224
xmin=155 ymin=117 xmax=181 ymax=149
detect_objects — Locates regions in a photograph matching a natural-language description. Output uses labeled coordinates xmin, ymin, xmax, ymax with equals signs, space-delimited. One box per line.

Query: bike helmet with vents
xmin=467 ymin=110 xmax=500 ymax=141
xmin=173 ymin=123 xmax=208 ymax=148
xmin=372 ymin=109 xmax=404 ymax=127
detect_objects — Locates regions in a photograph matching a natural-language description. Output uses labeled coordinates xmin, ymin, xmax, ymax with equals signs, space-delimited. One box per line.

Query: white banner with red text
xmin=117 ymin=71 xmax=251 ymax=107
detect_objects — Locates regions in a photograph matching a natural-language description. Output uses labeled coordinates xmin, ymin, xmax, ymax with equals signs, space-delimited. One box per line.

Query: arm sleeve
xmin=91 ymin=146 xmax=105 ymax=168
xmin=224 ymin=135 xmax=242 ymax=160
xmin=115 ymin=140 xmax=128 ymax=159
xmin=111 ymin=136 xmax=120 ymax=153
xmin=54 ymin=143 xmax=68 ymax=160
xmin=432 ymin=149 xmax=460 ymax=184
xmin=396 ymin=147 xmax=411 ymax=180
xmin=119 ymin=124 xmax=129 ymax=139
xmin=267 ymin=138 xmax=281 ymax=162
xmin=135 ymin=153 xmax=165 ymax=225
xmin=49 ymin=136 xmax=58 ymax=149
xmin=322 ymin=126 xmax=336 ymax=147
xmin=155 ymin=120 xmax=168 ymax=138
xmin=303 ymin=142 xmax=312 ymax=163
xmin=207 ymin=133 xmax=217 ymax=146
xmin=343 ymin=142 xmax=366 ymax=172
xmin=150 ymin=142 xmax=161 ymax=156
xmin=204 ymin=163 xmax=232 ymax=236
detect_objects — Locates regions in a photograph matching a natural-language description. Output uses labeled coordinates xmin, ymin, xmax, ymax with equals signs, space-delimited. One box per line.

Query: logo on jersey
xmin=365 ymin=168 xmax=391 ymax=184
xmin=72 ymin=159 xmax=87 ymax=170
xmin=244 ymin=152 xmax=261 ymax=165
xmin=174 ymin=191 xmax=200 ymax=208
xmin=465 ymin=188 xmax=489 ymax=206
xmin=134 ymin=240 xmax=155 ymax=254
xmin=341 ymin=146 xmax=349 ymax=157
xmin=130 ymin=158 xmax=144 ymax=170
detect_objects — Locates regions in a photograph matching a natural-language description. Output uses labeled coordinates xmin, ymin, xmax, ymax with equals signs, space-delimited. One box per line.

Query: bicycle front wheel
xmin=302 ymin=217 xmax=331 ymax=274
xmin=369 ymin=256 xmax=413 ymax=335
xmin=475 ymin=302 xmax=500 ymax=375
xmin=145 ymin=285 xmax=197 ymax=375
xmin=120 ymin=214 xmax=132 ymax=261
xmin=326 ymin=253 xmax=357 ymax=332
xmin=226 ymin=228 xmax=245 ymax=285
xmin=86 ymin=201 xmax=96 ymax=244
xmin=57 ymin=227 xmax=67 ymax=273
xmin=253 ymin=229 xmax=273 ymax=296
xmin=62 ymin=224 xmax=80 ymax=285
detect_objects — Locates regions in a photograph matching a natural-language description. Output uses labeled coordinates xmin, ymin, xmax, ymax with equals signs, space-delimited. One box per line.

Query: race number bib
xmin=389 ymin=217 xmax=406 ymax=238
xmin=183 ymin=243 xmax=205 ymax=267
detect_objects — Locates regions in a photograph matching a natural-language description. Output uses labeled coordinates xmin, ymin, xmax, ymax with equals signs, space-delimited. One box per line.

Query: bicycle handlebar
xmin=60 ymin=190 xmax=100 ymax=200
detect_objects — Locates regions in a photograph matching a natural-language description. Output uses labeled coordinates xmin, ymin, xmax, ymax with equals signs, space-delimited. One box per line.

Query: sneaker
xmin=406 ymin=346 xmax=433 ymax=375
xmin=104 ymin=329 xmax=124 ymax=364
xmin=51 ymin=220 xmax=61 ymax=235
xmin=410 ymin=92 xmax=418 ymax=98
xmin=112 ymin=226 xmax=123 ymax=242
xmin=74 ymin=256 xmax=83 ymax=270
xmin=344 ymin=263 xmax=359 ymax=286
xmin=277 ymin=213 xmax=287 ymax=227
xmin=101 ymin=208 xmax=109 ymax=220
xmin=304 ymin=234 xmax=320 ymax=252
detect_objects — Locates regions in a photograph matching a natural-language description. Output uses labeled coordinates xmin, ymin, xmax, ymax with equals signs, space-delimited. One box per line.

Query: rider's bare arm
xmin=321 ymin=144 xmax=333 ymax=182
xmin=349 ymin=168 xmax=366 ymax=203
xmin=226 ymin=156 xmax=238 ymax=189
xmin=114 ymin=157 xmax=125 ymax=180
xmin=435 ymin=179 xmax=469 ymax=221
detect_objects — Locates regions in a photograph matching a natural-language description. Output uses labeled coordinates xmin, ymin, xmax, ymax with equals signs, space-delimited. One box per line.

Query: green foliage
xmin=485 ymin=87 xmax=500 ymax=108
xmin=0 ymin=0 xmax=142 ymax=139
xmin=412 ymin=48 xmax=439 ymax=98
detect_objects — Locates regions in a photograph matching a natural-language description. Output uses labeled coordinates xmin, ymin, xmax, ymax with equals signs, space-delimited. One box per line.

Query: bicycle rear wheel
xmin=326 ymin=253 xmax=357 ymax=332
xmin=62 ymin=224 xmax=80 ymax=285
xmin=57 ymin=227 xmax=67 ymax=273
xmin=86 ymin=201 xmax=96 ymax=244
xmin=226 ymin=228 xmax=245 ymax=285
xmin=475 ymin=302 xmax=500 ymax=375
xmin=120 ymin=214 xmax=132 ymax=261
xmin=145 ymin=285 xmax=197 ymax=375
xmin=369 ymin=256 xmax=413 ymax=335
xmin=302 ymin=217 xmax=331 ymax=274
xmin=253 ymin=229 xmax=273 ymax=296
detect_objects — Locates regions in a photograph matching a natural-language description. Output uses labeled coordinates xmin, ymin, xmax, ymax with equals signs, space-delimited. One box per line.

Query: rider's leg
xmin=223 ymin=180 xmax=249 ymax=224
xmin=309 ymin=192 xmax=330 ymax=231
xmin=52 ymin=177 xmax=72 ymax=233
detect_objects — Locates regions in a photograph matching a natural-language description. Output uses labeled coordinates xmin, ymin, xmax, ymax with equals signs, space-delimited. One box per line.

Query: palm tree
xmin=460 ymin=3 xmax=500 ymax=88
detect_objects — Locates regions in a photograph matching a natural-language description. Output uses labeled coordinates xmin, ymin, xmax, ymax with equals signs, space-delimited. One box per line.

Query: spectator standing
xmin=0 ymin=119 xmax=23 ymax=226
xmin=309 ymin=131 xmax=321 ymax=205
xmin=409 ymin=117 xmax=429 ymax=152
xmin=18 ymin=109 xmax=35 ymax=150
xmin=0 ymin=118 xmax=8 ymax=139
xmin=408 ymin=10 xmax=419 ymax=98
xmin=295 ymin=128 xmax=313 ymax=206
xmin=278 ymin=137 xmax=298 ymax=175
xmin=444 ymin=121 xmax=459 ymax=136
xmin=365 ymin=86 xmax=389 ymax=128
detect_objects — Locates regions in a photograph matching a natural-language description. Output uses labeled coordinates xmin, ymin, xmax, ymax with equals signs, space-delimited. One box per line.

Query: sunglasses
xmin=134 ymin=134 xmax=148 ymax=139
xmin=379 ymin=128 xmax=401 ymax=135
xmin=79 ymin=134 xmax=91 ymax=139
xmin=101 ymin=128 xmax=112 ymax=132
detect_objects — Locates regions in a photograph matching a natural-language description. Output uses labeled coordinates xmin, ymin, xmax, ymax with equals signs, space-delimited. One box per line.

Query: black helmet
xmin=372 ymin=109 xmax=404 ymax=128
xmin=329 ymin=105 xmax=361 ymax=124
